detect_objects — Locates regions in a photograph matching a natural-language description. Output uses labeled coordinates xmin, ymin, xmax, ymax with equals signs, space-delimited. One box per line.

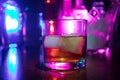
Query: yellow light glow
xmin=49 ymin=20 xmax=55 ymax=34
xmin=46 ymin=0 xmax=51 ymax=4
xmin=60 ymin=58 xmax=65 ymax=62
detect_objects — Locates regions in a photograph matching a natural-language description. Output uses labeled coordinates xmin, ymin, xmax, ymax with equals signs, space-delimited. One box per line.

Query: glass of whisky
xmin=42 ymin=19 xmax=87 ymax=70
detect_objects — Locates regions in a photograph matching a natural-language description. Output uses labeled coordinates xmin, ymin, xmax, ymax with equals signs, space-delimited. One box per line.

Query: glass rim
xmin=43 ymin=19 xmax=87 ymax=21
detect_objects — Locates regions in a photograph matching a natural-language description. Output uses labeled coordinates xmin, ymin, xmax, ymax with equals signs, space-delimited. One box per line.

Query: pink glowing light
xmin=60 ymin=20 xmax=74 ymax=34
xmin=105 ymin=48 xmax=111 ymax=60
xmin=106 ymin=35 xmax=110 ymax=41
xmin=93 ymin=10 xmax=98 ymax=16
xmin=22 ymin=26 xmax=26 ymax=36
xmin=66 ymin=21 xmax=74 ymax=34
xmin=46 ymin=62 xmax=71 ymax=70
xmin=97 ymin=49 xmax=105 ymax=54
xmin=1 ymin=36 xmax=5 ymax=45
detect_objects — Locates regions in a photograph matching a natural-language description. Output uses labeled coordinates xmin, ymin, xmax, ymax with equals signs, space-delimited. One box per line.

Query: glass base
xmin=45 ymin=58 xmax=86 ymax=70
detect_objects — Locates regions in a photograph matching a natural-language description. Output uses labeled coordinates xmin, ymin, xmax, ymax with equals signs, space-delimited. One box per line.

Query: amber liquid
xmin=44 ymin=36 xmax=86 ymax=70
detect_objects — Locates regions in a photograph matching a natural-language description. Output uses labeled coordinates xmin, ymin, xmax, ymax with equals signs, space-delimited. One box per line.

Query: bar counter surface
xmin=0 ymin=44 xmax=120 ymax=80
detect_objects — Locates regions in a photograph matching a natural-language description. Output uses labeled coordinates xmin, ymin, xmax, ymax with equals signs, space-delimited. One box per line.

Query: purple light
xmin=23 ymin=26 xmax=26 ymax=37
xmin=105 ymin=48 xmax=111 ymax=60
xmin=73 ymin=9 xmax=88 ymax=20
xmin=106 ymin=35 xmax=110 ymax=41
xmin=46 ymin=62 xmax=71 ymax=70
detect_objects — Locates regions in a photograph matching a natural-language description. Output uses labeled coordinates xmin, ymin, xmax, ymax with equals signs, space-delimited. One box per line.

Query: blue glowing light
xmin=39 ymin=12 xmax=44 ymax=36
xmin=9 ymin=43 xmax=18 ymax=47
xmin=6 ymin=5 xmax=16 ymax=10
xmin=7 ymin=47 xmax=18 ymax=79
xmin=4 ymin=2 xmax=20 ymax=34
xmin=76 ymin=58 xmax=86 ymax=68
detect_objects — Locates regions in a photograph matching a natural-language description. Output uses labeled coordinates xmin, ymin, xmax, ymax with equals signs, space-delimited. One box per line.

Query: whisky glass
xmin=42 ymin=19 xmax=87 ymax=70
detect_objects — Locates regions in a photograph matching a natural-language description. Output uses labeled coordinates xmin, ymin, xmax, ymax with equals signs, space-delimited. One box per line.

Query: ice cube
xmin=60 ymin=36 xmax=85 ymax=54
xmin=44 ymin=35 xmax=60 ymax=48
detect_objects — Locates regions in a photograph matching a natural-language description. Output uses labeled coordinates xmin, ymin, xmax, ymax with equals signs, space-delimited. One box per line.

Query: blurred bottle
xmin=87 ymin=0 xmax=119 ymax=53
xmin=39 ymin=12 xmax=45 ymax=40
xmin=58 ymin=0 xmax=74 ymax=36
xmin=88 ymin=0 xmax=105 ymax=22
xmin=72 ymin=0 xmax=88 ymax=20
xmin=1 ymin=0 xmax=23 ymax=48
xmin=87 ymin=1 xmax=106 ymax=51
xmin=22 ymin=12 xmax=27 ymax=42
xmin=105 ymin=0 xmax=119 ymax=46
xmin=58 ymin=0 xmax=73 ymax=19
xmin=93 ymin=1 xmax=105 ymax=17
xmin=0 ymin=5 xmax=4 ymax=46
xmin=108 ymin=0 xmax=120 ymax=56
xmin=44 ymin=0 xmax=59 ymax=19
xmin=111 ymin=0 xmax=120 ymax=5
